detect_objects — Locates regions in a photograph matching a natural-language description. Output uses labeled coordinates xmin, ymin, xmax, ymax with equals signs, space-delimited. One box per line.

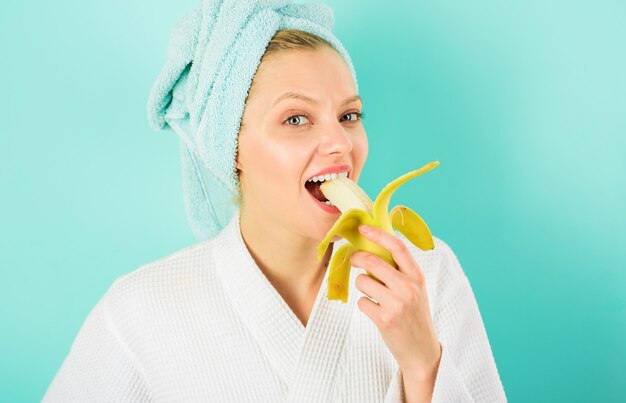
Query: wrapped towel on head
xmin=146 ymin=0 xmax=359 ymax=241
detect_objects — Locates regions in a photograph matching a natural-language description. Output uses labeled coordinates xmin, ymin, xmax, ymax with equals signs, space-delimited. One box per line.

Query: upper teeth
xmin=307 ymin=171 xmax=349 ymax=182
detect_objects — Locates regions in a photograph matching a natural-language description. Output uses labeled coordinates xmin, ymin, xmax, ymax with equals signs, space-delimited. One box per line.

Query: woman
xmin=43 ymin=1 xmax=506 ymax=402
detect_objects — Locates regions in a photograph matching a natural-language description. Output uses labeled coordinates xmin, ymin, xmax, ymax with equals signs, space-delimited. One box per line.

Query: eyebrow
xmin=272 ymin=92 xmax=362 ymax=108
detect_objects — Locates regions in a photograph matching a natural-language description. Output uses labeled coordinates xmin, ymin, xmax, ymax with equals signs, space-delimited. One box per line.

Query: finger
xmin=355 ymin=273 xmax=393 ymax=306
xmin=351 ymin=251 xmax=404 ymax=291
xmin=357 ymin=295 xmax=382 ymax=323
xmin=359 ymin=225 xmax=424 ymax=278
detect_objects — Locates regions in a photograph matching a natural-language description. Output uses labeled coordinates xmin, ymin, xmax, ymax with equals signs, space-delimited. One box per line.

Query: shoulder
xmin=432 ymin=235 xmax=468 ymax=281
xmin=102 ymin=235 xmax=223 ymax=309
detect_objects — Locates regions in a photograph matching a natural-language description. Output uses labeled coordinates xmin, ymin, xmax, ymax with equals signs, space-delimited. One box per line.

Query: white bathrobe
xmin=43 ymin=209 xmax=506 ymax=402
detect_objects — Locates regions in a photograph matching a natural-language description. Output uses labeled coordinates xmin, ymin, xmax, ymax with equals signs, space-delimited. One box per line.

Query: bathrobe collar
xmin=213 ymin=208 xmax=357 ymax=400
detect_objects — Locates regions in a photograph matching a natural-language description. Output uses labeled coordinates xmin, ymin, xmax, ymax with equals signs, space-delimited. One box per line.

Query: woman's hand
xmin=350 ymin=224 xmax=442 ymax=386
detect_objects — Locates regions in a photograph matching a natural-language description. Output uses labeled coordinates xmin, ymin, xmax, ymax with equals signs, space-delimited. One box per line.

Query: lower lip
xmin=307 ymin=190 xmax=341 ymax=214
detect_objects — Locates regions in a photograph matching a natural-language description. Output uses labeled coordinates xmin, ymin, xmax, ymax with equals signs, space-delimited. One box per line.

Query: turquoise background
xmin=1 ymin=0 xmax=624 ymax=401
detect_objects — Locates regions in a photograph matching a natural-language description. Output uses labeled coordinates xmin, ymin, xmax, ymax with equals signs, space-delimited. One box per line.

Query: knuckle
xmin=400 ymin=283 xmax=420 ymax=303
xmin=350 ymin=252 xmax=361 ymax=264
xmin=390 ymin=237 xmax=406 ymax=253
xmin=409 ymin=266 xmax=425 ymax=285
xmin=366 ymin=254 xmax=378 ymax=264
xmin=414 ymin=272 xmax=425 ymax=287
xmin=381 ymin=312 xmax=398 ymax=328
xmin=408 ymin=280 xmax=421 ymax=294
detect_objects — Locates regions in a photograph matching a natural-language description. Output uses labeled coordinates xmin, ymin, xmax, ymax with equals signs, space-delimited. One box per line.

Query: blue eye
xmin=285 ymin=114 xmax=311 ymax=126
xmin=284 ymin=111 xmax=365 ymax=126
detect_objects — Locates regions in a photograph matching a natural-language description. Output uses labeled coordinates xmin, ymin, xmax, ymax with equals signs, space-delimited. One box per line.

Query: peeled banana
xmin=317 ymin=160 xmax=440 ymax=303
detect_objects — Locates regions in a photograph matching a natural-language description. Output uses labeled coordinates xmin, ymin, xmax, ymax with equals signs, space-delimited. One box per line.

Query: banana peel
xmin=317 ymin=160 xmax=440 ymax=302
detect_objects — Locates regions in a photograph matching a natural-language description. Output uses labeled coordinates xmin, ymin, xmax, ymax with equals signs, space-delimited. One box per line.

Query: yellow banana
xmin=321 ymin=175 xmax=374 ymax=215
xmin=317 ymin=160 xmax=440 ymax=303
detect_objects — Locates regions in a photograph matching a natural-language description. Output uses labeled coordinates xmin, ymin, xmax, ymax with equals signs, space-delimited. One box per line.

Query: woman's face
xmin=236 ymin=47 xmax=368 ymax=241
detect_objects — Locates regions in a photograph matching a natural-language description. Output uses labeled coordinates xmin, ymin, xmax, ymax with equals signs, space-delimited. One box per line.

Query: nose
xmin=317 ymin=120 xmax=353 ymax=156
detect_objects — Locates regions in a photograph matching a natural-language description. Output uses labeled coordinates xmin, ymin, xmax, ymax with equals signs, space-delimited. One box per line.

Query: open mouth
xmin=304 ymin=172 xmax=350 ymax=203
xmin=305 ymin=180 xmax=328 ymax=202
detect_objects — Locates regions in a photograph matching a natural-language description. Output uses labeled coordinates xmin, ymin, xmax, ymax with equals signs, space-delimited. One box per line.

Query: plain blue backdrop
xmin=1 ymin=0 xmax=625 ymax=401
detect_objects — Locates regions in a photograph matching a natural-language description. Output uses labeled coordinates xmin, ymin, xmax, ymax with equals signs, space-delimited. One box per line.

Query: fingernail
xmin=359 ymin=225 xmax=370 ymax=233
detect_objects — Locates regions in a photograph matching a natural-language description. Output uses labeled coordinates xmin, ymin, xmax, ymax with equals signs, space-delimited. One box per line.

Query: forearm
xmin=401 ymin=343 xmax=442 ymax=403
xmin=402 ymin=372 xmax=437 ymax=403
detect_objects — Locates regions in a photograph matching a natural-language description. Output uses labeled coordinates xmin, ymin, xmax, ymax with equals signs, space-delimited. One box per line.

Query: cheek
xmin=240 ymin=136 xmax=306 ymax=199
xmin=261 ymin=138 xmax=309 ymax=174
xmin=353 ymin=134 xmax=369 ymax=167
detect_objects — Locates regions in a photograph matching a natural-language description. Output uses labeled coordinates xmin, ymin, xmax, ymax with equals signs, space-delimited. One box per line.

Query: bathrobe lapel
xmin=214 ymin=210 xmax=356 ymax=399
xmin=214 ymin=211 xmax=306 ymax=387
xmin=286 ymin=249 xmax=358 ymax=403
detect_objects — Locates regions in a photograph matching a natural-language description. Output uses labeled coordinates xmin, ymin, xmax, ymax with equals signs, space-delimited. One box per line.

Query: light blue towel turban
xmin=147 ymin=0 xmax=358 ymax=241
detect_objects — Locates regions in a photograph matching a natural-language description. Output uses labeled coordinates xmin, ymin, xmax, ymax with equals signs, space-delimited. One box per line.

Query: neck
xmin=238 ymin=207 xmax=333 ymax=302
